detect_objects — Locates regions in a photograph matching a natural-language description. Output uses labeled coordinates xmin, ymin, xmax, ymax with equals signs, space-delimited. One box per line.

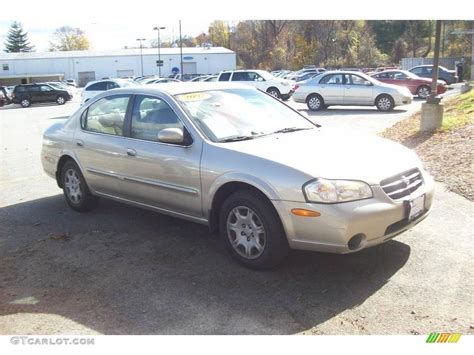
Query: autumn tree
xmin=49 ymin=26 xmax=90 ymax=51
xmin=208 ymin=21 xmax=230 ymax=47
xmin=4 ymin=21 xmax=34 ymax=52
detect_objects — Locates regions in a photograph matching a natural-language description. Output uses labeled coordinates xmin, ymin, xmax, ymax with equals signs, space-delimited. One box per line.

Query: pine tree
xmin=4 ymin=21 xmax=35 ymax=53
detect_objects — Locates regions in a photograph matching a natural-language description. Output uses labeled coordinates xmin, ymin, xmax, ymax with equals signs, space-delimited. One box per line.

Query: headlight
xmin=303 ymin=178 xmax=373 ymax=203
xmin=400 ymin=87 xmax=411 ymax=96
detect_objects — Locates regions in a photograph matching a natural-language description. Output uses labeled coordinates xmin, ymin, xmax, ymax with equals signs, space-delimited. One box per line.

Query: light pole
xmin=153 ymin=26 xmax=165 ymax=77
xmin=136 ymin=38 xmax=146 ymax=77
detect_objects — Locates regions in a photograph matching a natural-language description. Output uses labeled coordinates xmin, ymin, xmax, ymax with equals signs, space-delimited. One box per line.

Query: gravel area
xmin=380 ymin=91 xmax=474 ymax=201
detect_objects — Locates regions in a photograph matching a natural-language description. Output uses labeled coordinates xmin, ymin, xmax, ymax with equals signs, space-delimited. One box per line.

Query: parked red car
xmin=371 ymin=70 xmax=447 ymax=99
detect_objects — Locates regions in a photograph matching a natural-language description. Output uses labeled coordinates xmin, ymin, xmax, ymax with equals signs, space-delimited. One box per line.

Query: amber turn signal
xmin=291 ymin=208 xmax=321 ymax=217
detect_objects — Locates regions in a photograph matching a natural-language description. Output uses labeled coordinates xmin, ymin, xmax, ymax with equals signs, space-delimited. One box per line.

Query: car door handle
xmin=76 ymin=139 xmax=84 ymax=147
xmin=126 ymin=148 xmax=136 ymax=157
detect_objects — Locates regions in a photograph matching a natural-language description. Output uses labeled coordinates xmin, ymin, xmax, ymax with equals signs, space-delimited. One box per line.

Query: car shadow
xmin=0 ymin=195 xmax=411 ymax=334
xmin=0 ymin=102 xmax=73 ymax=110
xmin=299 ymin=107 xmax=408 ymax=117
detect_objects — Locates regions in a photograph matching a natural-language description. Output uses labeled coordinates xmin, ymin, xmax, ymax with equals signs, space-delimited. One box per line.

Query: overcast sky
xmin=0 ymin=19 xmax=212 ymax=52
xmin=0 ymin=0 xmax=470 ymax=53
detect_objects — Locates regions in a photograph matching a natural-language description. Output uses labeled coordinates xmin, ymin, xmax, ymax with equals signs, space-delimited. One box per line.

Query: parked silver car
xmin=292 ymin=71 xmax=413 ymax=111
xmin=42 ymin=83 xmax=434 ymax=269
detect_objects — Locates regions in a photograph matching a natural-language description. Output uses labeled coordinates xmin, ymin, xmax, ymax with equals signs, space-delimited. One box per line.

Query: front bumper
xmin=394 ymin=94 xmax=412 ymax=106
xmin=272 ymin=172 xmax=435 ymax=254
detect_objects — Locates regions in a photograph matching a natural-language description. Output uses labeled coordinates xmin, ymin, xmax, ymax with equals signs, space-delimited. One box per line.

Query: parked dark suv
xmin=12 ymin=83 xmax=73 ymax=108
xmin=409 ymin=65 xmax=458 ymax=85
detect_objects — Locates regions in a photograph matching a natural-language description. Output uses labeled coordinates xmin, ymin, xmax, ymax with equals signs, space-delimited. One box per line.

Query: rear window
xmin=86 ymin=82 xmax=108 ymax=91
xmin=218 ymin=72 xmax=231 ymax=81
xmin=14 ymin=86 xmax=26 ymax=93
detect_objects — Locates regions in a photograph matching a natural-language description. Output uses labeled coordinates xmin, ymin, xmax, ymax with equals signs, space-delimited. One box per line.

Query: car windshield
xmin=175 ymin=88 xmax=315 ymax=142
xmin=255 ymin=70 xmax=273 ymax=81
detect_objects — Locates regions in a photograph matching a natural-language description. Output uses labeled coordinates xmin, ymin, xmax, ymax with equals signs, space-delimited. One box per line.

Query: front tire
xmin=375 ymin=94 xmax=394 ymax=111
xmin=416 ymin=85 xmax=431 ymax=99
xmin=61 ymin=161 xmax=98 ymax=212
xmin=56 ymin=95 xmax=66 ymax=105
xmin=219 ymin=190 xmax=288 ymax=270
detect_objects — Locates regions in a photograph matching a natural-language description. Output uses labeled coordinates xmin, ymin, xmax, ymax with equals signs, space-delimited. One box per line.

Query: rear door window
xmin=82 ymin=95 xmax=130 ymax=136
xmin=320 ymin=74 xmax=344 ymax=85
xmin=231 ymin=72 xmax=250 ymax=81
xmin=218 ymin=72 xmax=231 ymax=81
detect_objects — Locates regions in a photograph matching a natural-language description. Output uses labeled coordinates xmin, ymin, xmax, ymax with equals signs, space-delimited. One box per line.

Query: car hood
xmin=219 ymin=129 xmax=421 ymax=185
xmin=376 ymin=81 xmax=409 ymax=93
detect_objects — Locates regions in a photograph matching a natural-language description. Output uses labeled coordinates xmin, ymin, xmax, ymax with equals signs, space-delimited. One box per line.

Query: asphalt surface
xmin=0 ymin=86 xmax=472 ymax=335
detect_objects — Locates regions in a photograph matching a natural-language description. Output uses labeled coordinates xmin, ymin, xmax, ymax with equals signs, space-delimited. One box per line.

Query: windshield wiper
xmin=272 ymin=127 xmax=313 ymax=134
xmin=220 ymin=135 xmax=258 ymax=143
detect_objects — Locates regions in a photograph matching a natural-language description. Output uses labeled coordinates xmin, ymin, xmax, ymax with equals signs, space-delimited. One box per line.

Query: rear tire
xmin=219 ymin=190 xmax=288 ymax=270
xmin=20 ymin=98 xmax=31 ymax=108
xmin=61 ymin=160 xmax=98 ymax=212
xmin=306 ymin=94 xmax=324 ymax=111
xmin=375 ymin=94 xmax=394 ymax=111
xmin=267 ymin=87 xmax=281 ymax=99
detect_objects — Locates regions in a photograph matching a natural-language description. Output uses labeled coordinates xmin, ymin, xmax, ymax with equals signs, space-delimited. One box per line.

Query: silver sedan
xmin=42 ymin=83 xmax=434 ymax=269
xmin=292 ymin=71 xmax=413 ymax=111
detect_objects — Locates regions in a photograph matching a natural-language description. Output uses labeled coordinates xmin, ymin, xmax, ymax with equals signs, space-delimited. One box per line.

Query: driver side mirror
xmin=158 ymin=128 xmax=184 ymax=144
xmin=364 ymin=81 xmax=373 ymax=86
xmin=157 ymin=128 xmax=192 ymax=146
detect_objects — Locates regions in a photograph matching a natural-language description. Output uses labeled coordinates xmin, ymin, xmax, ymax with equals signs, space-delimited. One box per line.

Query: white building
xmin=0 ymin=47 xmax=236 ymax=86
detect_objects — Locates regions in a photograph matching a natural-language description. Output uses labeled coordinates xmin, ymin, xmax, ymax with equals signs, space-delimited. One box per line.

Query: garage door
xmin=117 ymin=70 xmax=134 ymax=78
xmin=183 ymin=62 xmax=197 ymax=75
xmin=78 ymin=71 xmax=96 ymax=87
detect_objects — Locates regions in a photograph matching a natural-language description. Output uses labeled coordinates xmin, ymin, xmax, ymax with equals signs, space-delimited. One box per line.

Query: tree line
xmin=3 ymin=21 xmax=90 ymax=53
xmin=4 ymin=20 xmax=471 ymax=70
xmin=200 ymin=20 xmax=472 ymax=70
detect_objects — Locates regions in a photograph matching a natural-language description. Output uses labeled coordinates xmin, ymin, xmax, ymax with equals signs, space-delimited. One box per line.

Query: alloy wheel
xmin=418 ymin=87 xmax=430 ymax=99
xmin=377 ymin=97 xmax=392 ymax=111
xmin=308 ymin=96 xmax=321 ymax=110
xmin=64 ymin=168 xmax=82 ymax=204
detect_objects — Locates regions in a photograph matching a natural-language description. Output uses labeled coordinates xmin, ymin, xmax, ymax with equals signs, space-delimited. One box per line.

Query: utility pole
xmin=179 ymin=20 xmax=183 ymax=79
xmin=428 ymin=21 xmax=442 ymax=103
xmin=136 ymin=38 xmax=146 ymax=77
xmin=420 ymin=20 xmax=444 ymax=132
xmin=153 ymin=26 xmax=165 ymax=77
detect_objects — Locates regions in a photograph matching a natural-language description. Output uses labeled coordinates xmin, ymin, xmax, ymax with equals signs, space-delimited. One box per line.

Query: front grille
xmin=380 ymin=168 xmax=423 ymax=200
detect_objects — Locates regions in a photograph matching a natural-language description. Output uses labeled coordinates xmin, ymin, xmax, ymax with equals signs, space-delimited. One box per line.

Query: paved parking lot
xmin=0 ymin=87 xmax=472 ymax=335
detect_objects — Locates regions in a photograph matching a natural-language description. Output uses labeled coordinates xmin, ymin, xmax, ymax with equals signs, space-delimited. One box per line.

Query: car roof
xmin=100 ymin=82 xmax=257 ymax=97
xmin=222 ymin=69 xmax=267 ymax=74
xmin=318 ymin=70 xmax=367 ymax=75
xmin=85 ymin=78 xmax=131 ymax=86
